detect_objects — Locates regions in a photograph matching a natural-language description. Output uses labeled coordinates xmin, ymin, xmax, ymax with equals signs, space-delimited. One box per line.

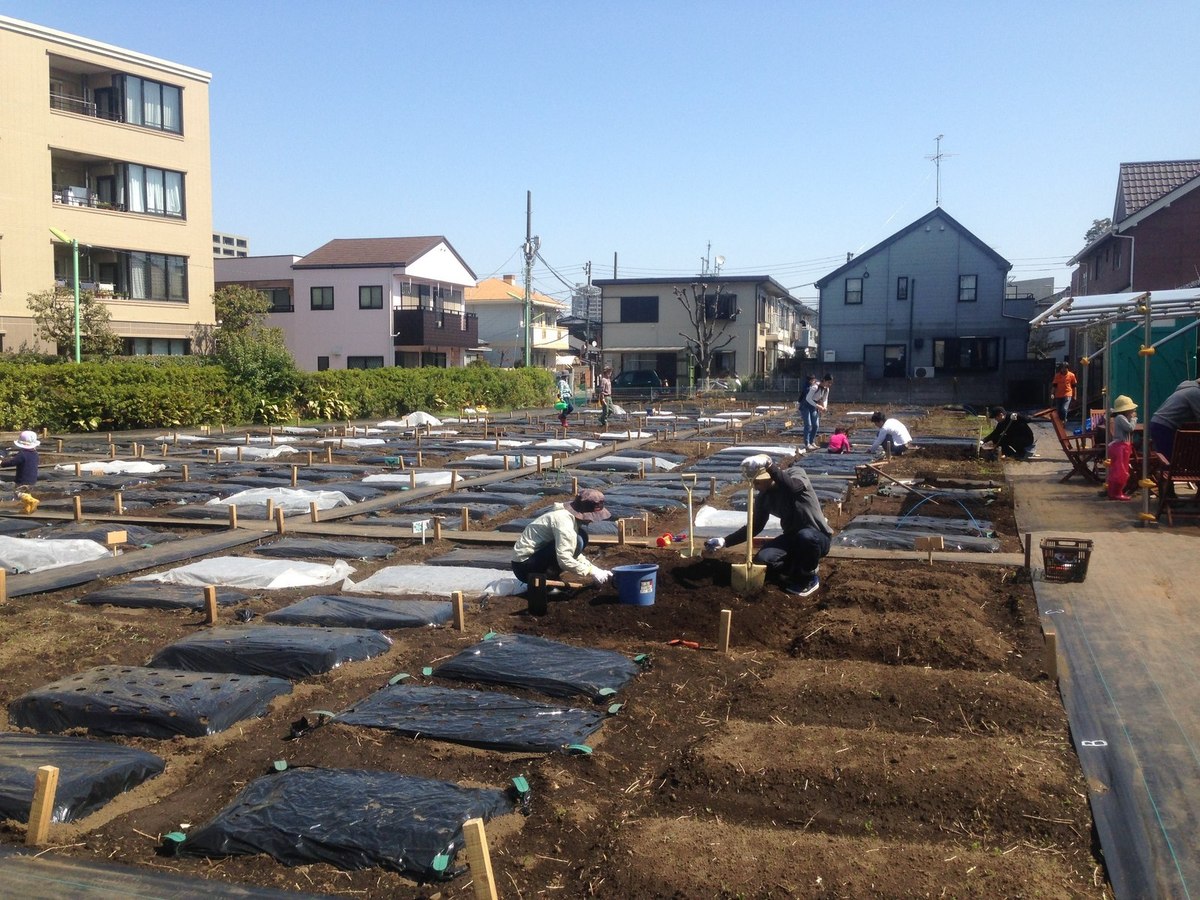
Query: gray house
xmin=813 ymin=208 xmax=1041 ymax=406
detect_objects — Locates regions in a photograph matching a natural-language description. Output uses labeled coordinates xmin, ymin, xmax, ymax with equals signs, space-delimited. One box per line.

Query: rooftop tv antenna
xmin=925 ymin=134 xmax=956 ymax=207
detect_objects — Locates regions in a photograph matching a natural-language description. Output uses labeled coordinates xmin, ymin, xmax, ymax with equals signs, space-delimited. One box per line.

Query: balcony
xmin=393 ymin=308 xmax=478 ymax=348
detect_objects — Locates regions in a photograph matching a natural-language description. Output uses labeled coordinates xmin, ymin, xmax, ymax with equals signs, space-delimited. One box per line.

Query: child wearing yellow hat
xmin=1106 ymin=396 xmax=1137 ymax=500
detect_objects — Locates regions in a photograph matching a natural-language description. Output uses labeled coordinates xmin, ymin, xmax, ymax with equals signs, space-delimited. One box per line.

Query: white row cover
xmin=692 ymin=506 xmax=783 ymax=537
xmin=344 ymin=564 xmax=522 ymax=598
xmin=0 ymin=536 xmax=111 ymax=574
xmin=207 ymin=487 xmax=353 ymax=514
xmin=715 ymin=444 xmax=804 ymax=456
xmin=361 ymin=471 xmax=455 ymax=487
xmin=455 ymin=439 xmax=528 ymax=448
xmin=463 ymin=453 xmax=556 ymax=467
xmin=534 ymin=439 xmax=602 ymax=451
xmin=593 ymin=456 xmax=679 ymax=472
xmin=210 ymin=445 xmax=298 ymax=460
xmin=320 ymin=437 xmax=386 ymax=447
xmin=55 ymin=460 xmax=167 ymax=475
xmin=133 ymin=557 xmax=354 ymax=589
xmin=382 ymin=411 xmax=443 ymax=428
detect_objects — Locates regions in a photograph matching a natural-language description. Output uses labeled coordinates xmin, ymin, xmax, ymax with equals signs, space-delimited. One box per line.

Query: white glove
xmin=704 ymin=537 xmax=725 ymax=553
xmin=593 ymin=568 xmax=612 ymax=585
xmin=740 ymin=454 xmax=772 ymax=479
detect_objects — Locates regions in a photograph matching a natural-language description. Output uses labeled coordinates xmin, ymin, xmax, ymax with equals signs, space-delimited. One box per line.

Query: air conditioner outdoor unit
xmin=913 ymin=366 xmax=936 ymax=379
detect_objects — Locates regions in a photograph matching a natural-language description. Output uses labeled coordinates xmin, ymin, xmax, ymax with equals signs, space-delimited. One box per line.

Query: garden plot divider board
xmin=147 ymin=626 xmax=393 ymax=679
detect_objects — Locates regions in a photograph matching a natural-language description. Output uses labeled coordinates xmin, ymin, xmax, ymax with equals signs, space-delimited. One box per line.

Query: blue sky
xmin=7 ymin=1 xmax=1199 ymax=305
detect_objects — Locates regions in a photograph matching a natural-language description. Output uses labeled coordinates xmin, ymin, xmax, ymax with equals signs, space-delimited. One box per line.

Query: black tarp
xmin=148 ymin=626 xmax=392 ymax=680
xmin=32 ymin=523 xmax=181 ymax=547
xmin=0 ymin=733 xmax=164 ymax=823
xmin=253 ymin=538 xmax=396 ymax=560
xmin=8 ymin=666 xmax=292 ymax=738
xmin=177 ymin=767 xmax=513 ymax=879
xmin=336 ymin=683 xmax=606 ymax=752
xmin=265 ymin=595 xmax=452 ymax=629
xmin=434 ymin=633 xmax=640 ymax=701
xmin=78 ymin=583 xmax=250 ymax=610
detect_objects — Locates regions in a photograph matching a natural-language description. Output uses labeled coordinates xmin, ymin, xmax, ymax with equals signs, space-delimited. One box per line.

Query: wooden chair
xmin=1048 ymin=411 xmax=1105 ymax=483
xmin=1154 ymin=429 xmax=1200 ymax=525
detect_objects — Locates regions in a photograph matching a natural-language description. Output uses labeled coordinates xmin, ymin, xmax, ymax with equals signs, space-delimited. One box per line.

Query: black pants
xmin=754 ymin=528 xmax=831 ymax=581
xmin=512 ymin=532 xmax=588 ymax=583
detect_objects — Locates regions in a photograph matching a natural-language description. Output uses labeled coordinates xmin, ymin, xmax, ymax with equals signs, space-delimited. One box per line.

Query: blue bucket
xmin=612 ymin=563 xmax=659 ymax=606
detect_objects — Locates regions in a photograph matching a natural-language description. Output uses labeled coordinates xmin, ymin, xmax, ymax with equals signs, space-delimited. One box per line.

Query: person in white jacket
xmin=511 ymin=489 xmax=613 ymax=586
xmin=867 ymin=412 xmax=913 ymax=456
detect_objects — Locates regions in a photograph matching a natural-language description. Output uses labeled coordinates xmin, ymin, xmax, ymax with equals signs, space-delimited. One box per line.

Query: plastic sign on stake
xmin=412 ymin=518 xmax=432 ymax=545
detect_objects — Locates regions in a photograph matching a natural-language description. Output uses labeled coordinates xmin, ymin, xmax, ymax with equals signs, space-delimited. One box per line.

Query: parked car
xmin=610 ymin=370 xmax=663 ymax=401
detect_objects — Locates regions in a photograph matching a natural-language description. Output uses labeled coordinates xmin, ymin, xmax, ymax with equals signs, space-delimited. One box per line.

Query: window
xmin=896 ymin=276 xmax=908 ymax=301
xmin=844 ymin=278 xmax=863 ymax=305
xmin=120 ymin=76 xmax=182 ymax=134
xmin=311 ymin=286 xmax=334 ymax=310
xmin=128 ymin=252 xmax=187 ymax=301
xmin=316 ymin=356 xmax=329 ymax=371
xmin=864 ymin=344 xmax=907 ymax=378
xmin=1113 ymin=242 xmax=1122 ymax=270
xmin=421 ymin=352 xmax=447 ymax=367
xmin=620 ymin=296 xmax=659 ymax=323
xmin=262 ymin=288 xmax=292 ymax=312
xmin=933 ymin=336 xmax=999 ymax=371
xmin=359 ymin=285 xmax=383 ymax=309
xmin=700 ymin=292 xmax=738 ymax=320
xmin=124 ymin=337 xmax=189 ymax=355
xmin=122 ymin=164 xmax=185 ymax=218
xmin=958 ymin=275 xmax=978 ymax=303
xmin=346 ymin=356 xmax=384 ymax=369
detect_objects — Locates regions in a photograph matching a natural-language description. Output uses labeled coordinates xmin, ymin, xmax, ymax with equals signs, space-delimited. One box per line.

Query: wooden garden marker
xmin=182 ymin=463 xmax=190 ymax=482
xmin=326 ymin=446 xmax=333 ymax=463
xmin=571 ymin=476 xmax=579 ymax=495
xmin=409 ymin=470 xmax=417 ymax=491
xmin=433 ymin=518 xmax=443 ymax=541
xmin=503 ymin=455 xmax=510 ymax=471
xmin=275 ymin=507 xmax=286 ymax=534
xmin=204 ymin=586 xmax=219 ymax=624
xmin=136 ymin=442 xmax=144 ymax=459
xmin=228 ymin=505 xmax=239 ymax=529
xmin=291 ymin=465 xmax=299 ymax=487
xmin=161 ymin=443 xmax=168 ymax=457
xmin=709 ymin=476 xmax=717 ymax=499
xmin=105 ymin=530 xmax=126 ymax=556
xmin=0 ymin=569 xmax=6 ymax=604
xmin=417 ymin=450 xmax=423 ymax=467
xmin=265 ymin=498 xmax=275 ymax=521
xmin=73 ymin=496 xmax=83 ymax=522
xmin=915 ymin=535 xmax=943 ymax=565
xmin=236 ymin=446 xmax=244 ymax=462
xmin=307 ymin=450 xmax=314 ymax=466
xmin=452 ymin=591 xmax=465 ymax=631
xmin=55 ymin=438 xmax=63 ymax=453
xmin=718 ymin=609 xmax=733 ymax=655
xmin=536 ymin=455 xmax=543 ymax=474
xmin=109 ymin=442 xmax=116 ymax=459
xmin=461 ymin=507 xmax=470 ymax=531
xmin=74 ymin=462 xmax=82 ymax=476
xmin=26 ymin=765 xmax=59 ymax=847
xmin=1044 ymin=629 xmax=1058 ymax=682
xmin=617 ymin=519 xmax=627 ymax=545
xmin=310 ymin=502 xmax=320 ymax=523
xmin=461 ymin=817 xmax=498 ymax=900
xmin=114 ymin=491 xmax=124 ymax=514
xmin=245 ymin=432 xmax=252 ymax=445
xmin=451 ymin=469 xmax=459 ymax=490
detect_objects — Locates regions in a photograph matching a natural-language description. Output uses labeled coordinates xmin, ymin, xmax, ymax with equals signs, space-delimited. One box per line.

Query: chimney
xmin=503 ymin=274 xmax=516 ymax=284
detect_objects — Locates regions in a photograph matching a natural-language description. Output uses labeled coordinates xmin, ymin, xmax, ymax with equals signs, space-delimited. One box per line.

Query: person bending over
xmin=981 ymin=407 xmax=1037 ymax=460
xmin=868 ymin=412 xmax=913 ymax=457
xmin=511 ymin=488 xmax=613 ymax=587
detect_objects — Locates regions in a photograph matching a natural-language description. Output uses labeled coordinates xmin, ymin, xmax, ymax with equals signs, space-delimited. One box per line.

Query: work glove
xmin=592 ymin=568 xmax=612 ymax=585
xmin=740 ymin=453 xmax=772 ymax=479
xmin=704 ymin=537 xmax=725 ymax=553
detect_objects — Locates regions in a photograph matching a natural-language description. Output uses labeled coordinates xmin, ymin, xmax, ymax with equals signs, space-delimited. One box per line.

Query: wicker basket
xmin=1040 ymin=538 xmax=1093 ymax=583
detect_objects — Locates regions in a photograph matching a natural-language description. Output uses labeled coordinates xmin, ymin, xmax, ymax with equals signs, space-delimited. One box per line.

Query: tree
xmin=26 ymin=287 xmax=122 ymax=359
xmin=674 ymin=282 xmax=739 ymax=386
xmin=206 ymin=285 xmax=299 ymax=416
xmin=1085 ymin=218 xmax=1112 ymax=243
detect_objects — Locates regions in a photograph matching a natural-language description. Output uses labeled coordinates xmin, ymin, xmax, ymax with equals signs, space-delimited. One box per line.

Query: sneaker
xmin=784 ymin=575 xmax=820 ymax=597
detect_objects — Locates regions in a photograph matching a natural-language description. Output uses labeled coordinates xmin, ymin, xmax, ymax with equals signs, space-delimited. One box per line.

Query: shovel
xmin=678 ymin=474 xmax=700 ymax=558
xmin=730 ymin=476 xmax=766 ymax=592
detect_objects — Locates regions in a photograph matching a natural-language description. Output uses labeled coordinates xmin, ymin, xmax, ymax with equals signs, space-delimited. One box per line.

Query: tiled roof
xmin=466 ymin=276 xmax=564 ymax=308
xmin=294 ymin=237 xmax=447 ymax=268
xmin=1116 ymin=161 xmax=1200 ymax=221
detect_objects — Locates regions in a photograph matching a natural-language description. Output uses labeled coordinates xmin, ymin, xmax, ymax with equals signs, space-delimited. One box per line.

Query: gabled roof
xmin=466 ymin=276 xmax=565 ymax=310
xmin=813 ymin=208 xmax=1010 ymax=289
xmin=1115 ymin=160 xmax=1200 ymax=222
xmin=294 ymin=236 xmax=472 ymax=274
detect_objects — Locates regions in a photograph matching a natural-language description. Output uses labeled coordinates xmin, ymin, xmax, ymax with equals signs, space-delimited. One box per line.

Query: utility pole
xmin=522 ymin=191 xmax=537 ymax=367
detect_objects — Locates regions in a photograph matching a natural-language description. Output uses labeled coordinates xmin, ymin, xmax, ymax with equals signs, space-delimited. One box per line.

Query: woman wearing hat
xmin=1 ymin=430 xmax=40 ymax=514
xmin=980 ymin=407 xmax=1038 ymax=460
xmin=1107 ymin=395 xmax=1138 ymax=500
xmin=511 ymin=489 xmax=613 ymax=587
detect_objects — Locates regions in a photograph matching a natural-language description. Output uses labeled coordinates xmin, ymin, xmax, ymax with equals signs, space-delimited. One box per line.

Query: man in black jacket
xmin=981 ymin=407 xmax=1037 ymax=460
xmin=705 ymin=454 xmax=833 ymax=597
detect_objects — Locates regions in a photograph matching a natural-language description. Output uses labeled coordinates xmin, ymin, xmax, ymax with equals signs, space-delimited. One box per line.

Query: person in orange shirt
xmin=1051 ymin=362 xmax=1077 ymax=422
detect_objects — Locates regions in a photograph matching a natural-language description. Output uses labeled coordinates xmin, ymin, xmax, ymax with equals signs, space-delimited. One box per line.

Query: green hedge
xmin=0 ymin=359 xmax=554 ymax=431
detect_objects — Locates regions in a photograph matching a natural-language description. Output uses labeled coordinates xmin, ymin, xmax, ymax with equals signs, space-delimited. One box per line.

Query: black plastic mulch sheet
xmin=0 ymin=733 xmax=164 ymax=823
xmin=8 ymin=666 xmax=292 ymax=738
xmin=336 ymin=683 xmax=606 ymax=752
xmin=78 ymin=583 xmax=250 ymax=610
xmin=33 ymin=523 xmax=181 ymax=547
xmin=178 ymin=767 xmax=513 ymax=879
xmin=843 ymin=514 xmax=995 ymax=537
xmin=264 ymin=595 xmax=452 ymax=629
xmin=433 ymin=633 xmax=640 ymax=701
xmin=832 ymin=527 xmax=1000 ymax=553
xmin=0 ymin=518 xmax=37 ymax=536
xmin=253 ymin=538 xmax=396 ymax=560
xmin=147 ymin=626 xmax=393 ymax=680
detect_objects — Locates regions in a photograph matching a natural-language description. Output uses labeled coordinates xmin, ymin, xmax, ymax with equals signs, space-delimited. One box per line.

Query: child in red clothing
xmin=827 ymin=427 xmax=852 ymax=454
xmin=1106 ymin=395 xmax=1137 ymax=500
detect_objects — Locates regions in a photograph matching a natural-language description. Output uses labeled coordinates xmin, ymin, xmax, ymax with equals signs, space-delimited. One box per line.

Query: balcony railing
xmin=393 ymin=308 xmax=479 ymax=348
xmin=52 ymin=186 xmax=125 ymax=211
xmin=50 ymin=92 xmax=98 ymax=117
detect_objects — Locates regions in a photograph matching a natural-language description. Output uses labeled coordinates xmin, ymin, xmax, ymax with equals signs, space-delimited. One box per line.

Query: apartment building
xmin=0 ymin=15 xmax=215 ymax=355
xmin=213 ymin=231 xmax=249 ymax=258
xmin=465 ymin=275 xmax=569 ymax=369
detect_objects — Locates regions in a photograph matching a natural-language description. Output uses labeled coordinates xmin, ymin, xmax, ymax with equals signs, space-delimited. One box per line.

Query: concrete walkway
xmin=1010 ymin=433 xmax=1200 ymax=899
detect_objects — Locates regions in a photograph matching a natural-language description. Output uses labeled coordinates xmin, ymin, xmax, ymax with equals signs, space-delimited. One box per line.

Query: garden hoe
xmin=730 ymin=475 xmax=766 ymax=592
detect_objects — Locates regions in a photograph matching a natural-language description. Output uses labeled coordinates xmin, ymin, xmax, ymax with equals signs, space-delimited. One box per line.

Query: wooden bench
xmin=1048 ymin=411 xmax=1105 ymax=484
xmin=1154 ymin=429 xmax=1200 ymax=525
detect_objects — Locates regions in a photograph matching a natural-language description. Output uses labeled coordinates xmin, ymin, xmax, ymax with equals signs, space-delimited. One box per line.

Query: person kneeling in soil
xmin=980 ymin=407 xmax=1037 ymax=460
xmin=511 ymin=488 xmax=613 ymax=588
xmin=704 ymin=454 xmax=832 ymax=597
xmin=868 ymin=412 xmax=913 ymax=457
xmin=1 ymin=430 xmax=40 ymax=514
xmin=827 ymin=427 xmax=852 ymax=454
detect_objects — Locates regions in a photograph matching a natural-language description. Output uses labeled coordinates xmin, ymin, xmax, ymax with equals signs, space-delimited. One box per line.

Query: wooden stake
xmin=503 ymin=455 xmax=510 ymax=471
xmin=265 ymin=498 xmax=275 ymax=521
xmin=642 ymin=512 xmax=650 ymax=536
xmin=275 ymin=507 xmax=286 ymax=534
xmin=452 ymin=590 xmax=465 ymax=631
xmin=73 ymin=496 xmax=83 ymax=522
xmin=571 ymin=476 xmax=579 ymax=495
xmin=182 ymin=463 xmax=190 ymax=482
xmin=451 ymin=469 xmax=459 ymax=490
xmin=461 ymin=507 xmax=470 ymax=531
xmin=204 ymin=586 xmax=219 ymax=624
xmin=291 ymin=465 xmax=298 ymax=487
xmin=417 ymin=450 xmax=423 ymax=467
xmin=409 ymin=470 xmax=417 ymax=491
xmin=1023 ymin=532 xmax=1032 ymax=570
xmin=0 ymin=569 xmax=6 ymax=604
xmin=55 ymin=438 xmax=63 ymax=453
xmin=74 ymin=462 xmax=82 ymax=476
xmin=1044 ymin=629 xmax=1058 ymax=682
xmin=433 ymin=518 xmax=443 ymax=541
xmin=161 ymin=443 xmax=168 ymax=457
xmin=236 ymin=446 xmax=244 ymax=462
xmin=109 ymin=442 xmax=116 ymax=459
xmin=310 ymin=501 xmax=320 ymax=523
xmin=462 ymin=818 xmax=499 ymax=900
xmin=709 ymin=476 xmax=717 ymax=499
xmin=326 ymin=446 xmax=333 ymax=463
xmin=26 ymin=765 xmax=59 ymax=847
xmin=228 ymin=505 xmax=239 ymax=529
xmin=307 ymin=450 xmax=314 ymax=466
xmin=617 ymin=519 xmax=627 ymax=545
xmin=718 ymin=609 xmax=732 ymax=655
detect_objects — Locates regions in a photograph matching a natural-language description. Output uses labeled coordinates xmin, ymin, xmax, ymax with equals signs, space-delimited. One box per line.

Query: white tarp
xmin=716 ymin=445 xmax=803 ymax=456
xmin=207 ymin=487 xmax=353 ymax=514
xmin=692 ymin=506 xmax=783 ymax=537
xmin=463 ymin=453 xmax=556 ymax=467
xmin=393 ymin=411 xmax=443 ymax=427
xmin=210 ymin=445 xmax=298 ymax=460
xmin=534 ymin=439 xmax=602 ymax=451
xmin=133 ymin=557 xmax=354 ymax=589
xmin=320 ymin=437 xmax=386 ymax=447
xmin=361 ymin=471 xmax=455 ymax=487
xmin=55 ymin=460 xmax=168 ymax=475
xmin=455 ymin=439 xmax=528 ymax=448
xmin=593 ymin=455 xmax=679 ymax=472
xmin=343 ymin=564 xmax=523 ymax=597
xmin=0 ymin=536 xmax=111 ymax=574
